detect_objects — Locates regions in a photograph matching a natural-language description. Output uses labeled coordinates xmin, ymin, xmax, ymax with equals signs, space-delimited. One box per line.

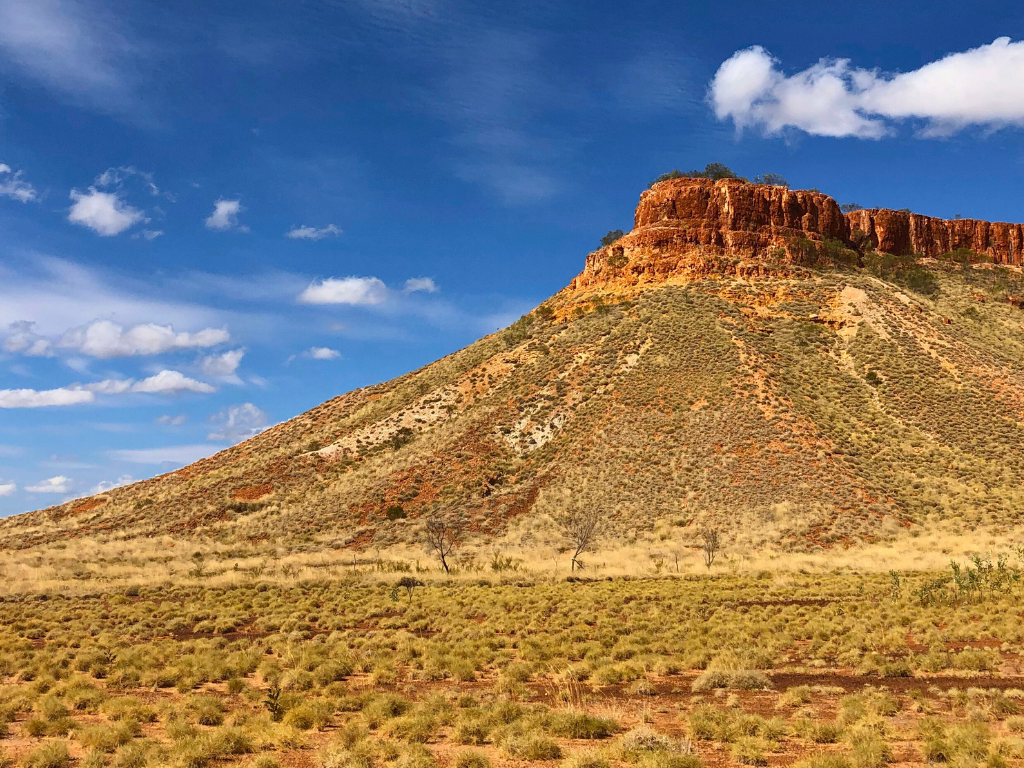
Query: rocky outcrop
xmin=570 ymin=178 xmax=1023 ymax=292
xmin=845 ymin=208 xmax=1024 ymax=265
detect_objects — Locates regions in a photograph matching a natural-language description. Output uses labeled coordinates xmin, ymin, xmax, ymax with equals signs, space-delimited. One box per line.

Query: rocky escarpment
xmin=846 ymin=208 xmax=1024 ymax=265
xmin=571 ymin=178 xmax=1024 ymax=292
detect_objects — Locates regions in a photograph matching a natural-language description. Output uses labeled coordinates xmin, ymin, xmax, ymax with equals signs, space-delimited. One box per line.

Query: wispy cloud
xmin=109 ymin=444 xmax=220 ymax=466
xmin=307 ymin=346 xmax=341 ymax=360
xmin=200 ymin=348 xmax=245 ymax=380
xmin=0 ymin=0 xmax=144 ymax=114
xmin=25 ymin=475 xmax=71 ymax=494
xmin=0 ymin=163 xmax=38 ymax=202
xmin=286 ymin=224 xmax=342 ymax=240
xmin=207 ymin=403 xmax=268 ymax=444
xmin=710 ymin=37 xmax=1024 ymax=138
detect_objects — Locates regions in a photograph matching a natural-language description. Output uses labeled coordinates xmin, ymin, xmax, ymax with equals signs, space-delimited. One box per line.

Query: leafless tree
xmin=423 ymin=514 xmax=462 ymax=574
xmin=555 ymin=506 xmax=604 ymax=571
xmin=700 ymin=528 xmax=721 ymax=570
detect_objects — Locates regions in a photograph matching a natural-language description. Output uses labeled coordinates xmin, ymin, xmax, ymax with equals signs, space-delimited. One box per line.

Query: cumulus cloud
xmin=25 ymin=475 xmax=71 ymax=494
xmin=0 ymin=386 xmax=94 ymax=408
xmin=3 ymin=321 xmax=53 ymax=356
xmin=86 ymin=370 xmax=215 ymax=395
xmin=140 ymin=229 xmax=163 ymax=240
xmin=0 ymin=370 xmax=214 ymax=408
xmin=286 ymin=224 xmax=342 ymax=240
xmin=0 ymin=481 xmax=16 ymax=497
xmin=403 ymin=277 xmax=438 ymax=293
xmin=68 ymin=187 xmax=144 ymax=235
xmin=90 ymin=474 xmax=133 ymax=494
xmin=308 ymin=346 xmax=341 ymax=360
xmin=0 ymin=163 xmax=37 ymax=202
xmin=298 ymin=276 xmax=389 ymax=305
xmin=205 ymin=198 xmax=247 ymax=231
xmin=54 ymin=320 xmax=229 ymax=358
xmin=200 ymin=348 xmax=244 ymax=378
xmin=207 ymin=403 xmax=268 ymax=444
xmin=711 ymin=38 xmax=1024 ymax=138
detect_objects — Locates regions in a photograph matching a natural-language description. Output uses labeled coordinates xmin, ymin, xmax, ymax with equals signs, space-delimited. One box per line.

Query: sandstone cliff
xmin=571 ymin=178 xmax=1024 ymax=292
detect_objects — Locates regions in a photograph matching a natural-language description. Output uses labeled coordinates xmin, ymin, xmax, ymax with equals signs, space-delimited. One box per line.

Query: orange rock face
xmin=845 ymin=208 xmax=1024 ymax=265
xmin=571 ymin=178 xmax=1024 ymax=293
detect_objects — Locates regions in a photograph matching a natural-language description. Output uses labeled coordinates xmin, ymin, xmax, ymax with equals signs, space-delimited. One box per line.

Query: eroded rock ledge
xmin=571 ymin=178 xmax=1023 ymax=292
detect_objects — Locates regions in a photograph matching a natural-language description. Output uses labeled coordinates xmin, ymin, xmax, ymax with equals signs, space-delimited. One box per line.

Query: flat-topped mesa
xmin=570 ymin=177 xmax=1024 ymax=292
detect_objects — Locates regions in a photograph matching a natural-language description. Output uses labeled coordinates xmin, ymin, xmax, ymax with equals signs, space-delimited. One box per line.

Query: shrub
xmin=501 ymin=733 xmax=562 ymax=760
xmin=24 ymin=742 xmax=71 ymax=768
xmin=207 ymin=726 xmax=254 ymax=756
xmin=730 ymin=737 xmax=768 ymax=766
xmin=453 ymin=751 xmax=490 ymax=768
xmin=284 ymin=700 xmax=334 ymax=731
xmin=601 ymin=230 xmax=625 ymax=247
xmin=79 ymin=721 xmax=139 ymax=752
xmin=551 ymin=711 xmax=619 ymax=739
xmin=188 ymin=695 xmax=225 ymax=726
xmin=561 ymin=751 xmax=611 ymax=768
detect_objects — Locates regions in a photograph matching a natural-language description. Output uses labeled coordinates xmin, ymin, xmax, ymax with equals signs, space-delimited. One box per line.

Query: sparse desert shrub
xmin=453 ymin=751 xmax=490 ymax=768
xmin=24 ymin=742 xmax=71 ymax=768
xmin=551 ymin=711 xmax=619 ymax=739
xmin=731 ymin=737 xmax=768 ymax=766
xmin=501 ymin=732 xmax=562 ymax=760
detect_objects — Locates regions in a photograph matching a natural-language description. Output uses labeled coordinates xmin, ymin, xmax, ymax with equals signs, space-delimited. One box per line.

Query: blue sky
xmin=1 ymin=0 xmax=1024 ymax=514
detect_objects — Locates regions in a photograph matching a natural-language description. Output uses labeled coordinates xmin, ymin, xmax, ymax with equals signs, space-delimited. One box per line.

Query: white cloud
xmin=110 ymin=444 xmax=220 ymax=465
xmin=25 ymin=475 xmax=71 ymax=494
xmin=403 ymin=277 xmax=438 ymax=293
xmin=286 ymin=224 xmax=342 ymax=240
xmin=205 ymin=198 xmax=247 ymax=231
xmin=298 ymin=276 xmax=388 ymax=305
xmin=207 ymin=402 xmax=268 ymax=444
xmin=308 ymin=346 xmax=340 ymax=360
xmin=0 ymin=386 xmax=94 ymax=408
xmin=68 ymin=187 xmax=144 ymax=235
xmin=710 ymin=38 xmax=1024 ymax=138
xmin=0 ymin=163 xmax=37 ymax=202
xmin=55 ymin=320 xmax=230 ymax=358
xmin=0 ymin=481 xmax=16 ymax=497
xmin=140 ymin=229 xmax=163 ymax=240
xmin=0 ymin=258 xmax=232 ymax=340
xmin=87 ymin=370 xmax=215 ymax=395
xmin=0 ymin=0 xmax=138 ymax=112
xmin=200 ymin=348 xmax=244 ymax=378
xmin=90 ymin=474 xmax=133 ymax=494
xmin=3 ymin=321 xmax=52 ymax=356
xmin=156 ymin=414 xmax=187 ymax=425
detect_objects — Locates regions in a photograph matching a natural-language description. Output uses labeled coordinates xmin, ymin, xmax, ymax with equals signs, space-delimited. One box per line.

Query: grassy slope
xmin=2 ymin=261 xmax=1024 ymax=551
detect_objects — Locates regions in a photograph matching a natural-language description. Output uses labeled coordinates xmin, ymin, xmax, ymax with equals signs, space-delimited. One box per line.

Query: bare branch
xmin=554 ymin=505 xmax=604 ymax=572
xmin=423 ymin=513 xmax=463 ymax=574
xmin=700 ymin=528 xmax=721 ymax=570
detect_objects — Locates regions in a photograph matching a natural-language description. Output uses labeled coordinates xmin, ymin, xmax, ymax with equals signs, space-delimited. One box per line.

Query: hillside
xmin=3 ymin=178 xmax=1024 ymax=553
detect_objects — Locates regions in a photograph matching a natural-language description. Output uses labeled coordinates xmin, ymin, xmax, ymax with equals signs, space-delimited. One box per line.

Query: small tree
xmin=700 ymin=528 xmax=721 ymax=570
xmin=601 ymin=229 xmax=625 ymax=247
xmin=555 ymin=506 xmax=604 ymax=571
xmin=390 ymin=576 xmax=425 ymax=605
xmin=753 ymin=173 xmax=788 ymax=187
xmin=424 ymin=514 xmax=462 ymax=575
